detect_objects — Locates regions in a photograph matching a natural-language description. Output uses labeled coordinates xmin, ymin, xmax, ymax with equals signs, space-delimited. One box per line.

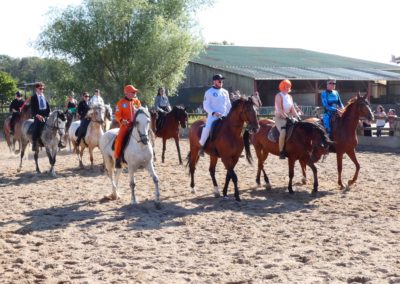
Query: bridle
xmin=133 ymin=109 xmax=150 ymax=144
xmin=45 ymin=111 xmax=66 ymax=137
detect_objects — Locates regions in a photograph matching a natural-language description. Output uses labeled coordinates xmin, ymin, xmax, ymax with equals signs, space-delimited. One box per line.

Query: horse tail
xmin=243 ymin=130 xmax=253 ymax=165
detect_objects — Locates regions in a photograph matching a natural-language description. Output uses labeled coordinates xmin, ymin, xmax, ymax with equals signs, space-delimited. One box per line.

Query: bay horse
xmin=243 ymin=119 xmax=332 ymax=194
xmin=99 ymin=107 xmax=160 ymax=208
xmin=150 ymin=105 xmax=188 ymax=164
xmin=324 ymin=92 xmax=374 ymax=189
xmin=68 ymin=105 xmax=105 ymax=169
xmin=18 ymin=110 xmax=67 ymax=176
xmin=3 ymin=102 xmax=31 ymax=154
xmin=186 ymin=97 xmax=259 ymax=201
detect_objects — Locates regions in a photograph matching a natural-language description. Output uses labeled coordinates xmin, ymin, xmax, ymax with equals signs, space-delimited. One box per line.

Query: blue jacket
xmin=321 ymin=90 xmax=344 ymax=113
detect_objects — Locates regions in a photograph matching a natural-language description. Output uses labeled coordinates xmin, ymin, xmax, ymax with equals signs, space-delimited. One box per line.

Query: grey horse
xmin=18 ymin=110 xmax=67 ymax=177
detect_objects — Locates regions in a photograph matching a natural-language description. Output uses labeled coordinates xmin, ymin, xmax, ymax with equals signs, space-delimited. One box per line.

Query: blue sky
xmin=1 ymin=0 xmax=398 ymax=64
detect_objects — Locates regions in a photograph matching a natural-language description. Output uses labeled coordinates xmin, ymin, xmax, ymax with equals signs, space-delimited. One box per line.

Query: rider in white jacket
xmin=198 ymin=74 xmax=231 ymax=156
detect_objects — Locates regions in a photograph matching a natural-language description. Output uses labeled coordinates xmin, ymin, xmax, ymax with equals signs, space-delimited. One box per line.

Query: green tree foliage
xmin=0 ymin=71 xmax=18 ymax=102
xmin=36 ymin=0 xmax=210 ymax=104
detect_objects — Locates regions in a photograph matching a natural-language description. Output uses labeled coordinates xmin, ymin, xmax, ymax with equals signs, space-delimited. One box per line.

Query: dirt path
xmin=0 ymin=138 xmax=399 ymax=283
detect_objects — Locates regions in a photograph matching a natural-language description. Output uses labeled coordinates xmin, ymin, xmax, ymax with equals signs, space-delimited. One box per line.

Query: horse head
xmin=172 ymin=105 xmax=188 ymax=128
xmin=231 ymin=97 xmax=259 ymax=133
xmin=88 ymin=105 xmax=105 ymax=124
xmin=356 ymin=91 xmax=374 ymax=121
xmin=47 ymin=110 xmax=67 ymax=139
xmin=134 ymin=107 xmax=151 ymax=145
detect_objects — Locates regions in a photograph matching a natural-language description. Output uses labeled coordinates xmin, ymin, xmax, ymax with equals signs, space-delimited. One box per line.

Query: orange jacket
xmin=115 ymin=97 xmax=141 ymax=125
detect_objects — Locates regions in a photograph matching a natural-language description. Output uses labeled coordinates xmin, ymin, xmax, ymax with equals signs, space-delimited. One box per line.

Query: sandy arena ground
xmin=0 ymin=136 xmax=399 ymax=283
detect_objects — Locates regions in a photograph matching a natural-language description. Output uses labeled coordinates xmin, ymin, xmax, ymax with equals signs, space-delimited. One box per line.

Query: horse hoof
xmin=301 ymin=177 xmax=307 ymax=185
xmin=265 ymin=183 xmax=272 ymax=190
xmin=235 ymin=197 xmax=241 ymax=202
xmin=104 ymin=194 xmax=118 ymax=201
xmin=214 ymin=192 xmax=220 ymax=198
xmin=223 ymin=195 xmax=229 ymax=200
xmin=190 ymin=187 xmax=196 ymax=194
xmin=288 ymin=190 xmax=294 ymax=195
xmin=155 ymin=202 xmax=162 ymax=210
xmin=17 ymin=168 xmax=21 ymax=173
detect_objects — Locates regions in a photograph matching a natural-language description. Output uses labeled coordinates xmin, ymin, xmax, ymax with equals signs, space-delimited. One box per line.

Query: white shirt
xmin=89 ymin=95 xmax=104 ymax=107
xmin=203 ymin=87 xmax=231 ymax=116
xmin=275 ymin=92 xmax=294 ymax=114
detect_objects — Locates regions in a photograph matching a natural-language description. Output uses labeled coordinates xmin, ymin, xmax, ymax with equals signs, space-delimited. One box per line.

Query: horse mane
xmin=230 ymin=96 xmax=250 ymax=112
xmin=296 ymin=121 xmax=328 ymax=141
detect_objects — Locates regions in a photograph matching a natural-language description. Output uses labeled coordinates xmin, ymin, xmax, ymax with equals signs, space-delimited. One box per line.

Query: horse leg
xmin=161 ymin=138 xmax=166 ymax=163
xmin=17 ymin=140 xmax=29 ymax=173
xmin=89 ymin=147 xmax=94 ymax=169
xmin=307 ymin=161 xmax=318 ymax=195
xmin=209 ymin=156 xmax=220 ymax=197
xmin=227 ymin=168 xmax=241 ymax=202
xmin=128 ymin=169 xmax=138 ymax=206
xmin=346 ymin=149 xmax=360 ymax=188
xmin=146 ymin=162 xmax=161 ymax=208
xmin=79 ymin=145 xmax=85 ymax=169
xmin=260 ymin=151 xmax=271 ymax=190
xmin=174 ymin=136 xmax=183 ymax=165
xmin=188 ymin=151 xmax=199 ymax=194
xmin=288 ymin=158 xmax=295 ymax=194
xmin=46 ymin=147 xmax=57 ymax=177
xmin=222 ymin=169 xmax=232 ymax=199
xmin=34 ymin=150 xmax=41 ymax=173
xmin=336 ymin=152 xmax=346 ymax=189
xmin=299 ymin=159 xmax=306 ymax=184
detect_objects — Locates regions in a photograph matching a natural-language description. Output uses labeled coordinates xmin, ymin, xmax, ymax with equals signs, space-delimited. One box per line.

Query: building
xmin=177 ymin=45 xmax=400 ymax=110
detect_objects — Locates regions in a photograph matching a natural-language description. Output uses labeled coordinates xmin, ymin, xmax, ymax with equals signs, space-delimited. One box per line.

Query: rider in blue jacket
xmin=321 ymin=79 xmax=344 ymax=135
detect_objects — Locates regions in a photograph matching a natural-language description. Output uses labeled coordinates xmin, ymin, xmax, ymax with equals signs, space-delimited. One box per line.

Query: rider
xmin=89 ymin=89 xmax=105 ymax=107
xmin=65 ymin=93 xmax=78 ymax=117
xmin=154 ymin=87 xmax=171 ymax=132
xmin=75 ymin=92 xmax=91 ymax=146
xmin=321 ymin=79 xmax=344 ymax=136
xmin=114 ymin=85 xmax=141 ymax=168
xmin=9 ymin=91 xmax=25 ymax=135
xmin=31 ymin=82 xmax=50 ymax=151
xmin=274 ymin=79 xmax=301 ymax=159
xmin=198 ymin=74 xmax=231 ymax=157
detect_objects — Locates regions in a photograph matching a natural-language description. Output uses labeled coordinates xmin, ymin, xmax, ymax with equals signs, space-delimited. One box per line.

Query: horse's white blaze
xmin=99 ymin=107 xmax=160 ymax=206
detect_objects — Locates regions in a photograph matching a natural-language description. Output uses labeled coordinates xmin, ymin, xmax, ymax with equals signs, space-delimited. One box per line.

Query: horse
xmin=68 ymin=105 xmax=105 ymax=169
xmin=150 ymin=105 xmax=188 ymax=164
xmin=63 ymin=109 xmax=78 ymax=151
xmin=18 ymin=110 xmax=67 ymax=176
xmin=3 ymin=102 xmax=31 ymax=154
xmin=243 ymin=119 xmax=332 ymax=194
xmin=323 ymin=92 xmax=374 ymax=189
xmin=186 ymin=97 xmax=260 ymax=201
xmin=99 ymin=107 xmax=160 ymax=208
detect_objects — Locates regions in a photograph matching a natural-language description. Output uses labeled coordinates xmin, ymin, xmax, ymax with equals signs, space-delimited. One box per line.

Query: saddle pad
xmin=267 ymin=126 xmax=279 ymax=143
xmin=210 ymin=117 xmax=224 ymax=142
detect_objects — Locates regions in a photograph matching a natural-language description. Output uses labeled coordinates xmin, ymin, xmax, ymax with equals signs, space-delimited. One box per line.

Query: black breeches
xmin=10 ymin=112 xmax=20 ymax=130
xmin=78 ymin=119 xmax=90 ymax=137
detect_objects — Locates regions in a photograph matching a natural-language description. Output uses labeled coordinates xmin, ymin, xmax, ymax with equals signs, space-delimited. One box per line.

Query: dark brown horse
xmin=3 ymin=101 xmax=31 ymax=154
xmin=325 ymin=92 xmax=374 ymax=189
xmin=244 ymin=119 xmax=332 ymax=194
xmin=187 ymin=97 xmax=259 ymax=201
xmin=150 ymin=106 xmax=188 ymax=164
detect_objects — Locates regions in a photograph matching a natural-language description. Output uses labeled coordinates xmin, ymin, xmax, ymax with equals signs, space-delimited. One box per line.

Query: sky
xmin=0 ymin=0 xmax=398 ymax=64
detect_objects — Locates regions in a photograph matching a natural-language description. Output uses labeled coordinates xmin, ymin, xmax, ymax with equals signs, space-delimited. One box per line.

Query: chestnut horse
xmin=3 ymin=102 xmax=31 ymax=154
xmin=243 ymin=120 xmax=332 ymax=194
xmin=150 ymin=106 xmax=188 ymax=164
xmin=324 ymin=92 xmax=374 ymax=189
xmin=186 ymin=97 xmax=259 ymax=201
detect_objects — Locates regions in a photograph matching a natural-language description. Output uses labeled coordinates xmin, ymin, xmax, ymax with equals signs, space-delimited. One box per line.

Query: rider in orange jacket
xmin=114 ymin=85 xmax=141 ymax=168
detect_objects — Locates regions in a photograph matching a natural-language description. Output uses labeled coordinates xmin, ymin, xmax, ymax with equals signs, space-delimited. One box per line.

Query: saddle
xmin=267 ymin=118 xmax=296 ymax=143
xmin=111 ymin=127 xmax=134 ymax=163
xmin=199 ymin=117 xmax=225 ymax=157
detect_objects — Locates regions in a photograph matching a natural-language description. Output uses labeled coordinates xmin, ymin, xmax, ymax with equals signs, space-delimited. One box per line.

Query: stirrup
xmin=279 ymin=151 xmax=286 ymax=159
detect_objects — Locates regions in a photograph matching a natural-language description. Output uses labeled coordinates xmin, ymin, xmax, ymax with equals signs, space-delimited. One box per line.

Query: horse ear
xmin=362 ymin=91 xmax=368 ymax=100
xmin=357 ymin=91 xmax=361 ymax=98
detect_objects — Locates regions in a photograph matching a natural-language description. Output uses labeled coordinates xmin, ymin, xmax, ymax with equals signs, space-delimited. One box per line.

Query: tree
xmin=0 ymin=71 xmax=18 ymax=103
xmin=37 ymin=0 xmax=211 ymax=104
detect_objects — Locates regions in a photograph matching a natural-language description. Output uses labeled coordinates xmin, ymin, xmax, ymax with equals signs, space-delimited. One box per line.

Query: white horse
xmin=99 ymin=107 xmax=160 ymax=208
xmin=69 ymin=105 xmax=105 ymax=169
xmin=18 ymin=110 xmax=67 ymax=176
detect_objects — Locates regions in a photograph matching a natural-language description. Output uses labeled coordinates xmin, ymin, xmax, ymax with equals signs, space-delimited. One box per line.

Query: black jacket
xmin=31 ymin=94 xmax=50 ymax=118
xmin=77 ymin=100 xmax=90 ymax=118
xmin=9 ymin=98 xmax=25 ymax=112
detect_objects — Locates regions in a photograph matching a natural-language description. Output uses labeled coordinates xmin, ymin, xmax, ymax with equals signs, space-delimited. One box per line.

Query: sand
xmin=0 ymin=137 xmax=399 ymax=283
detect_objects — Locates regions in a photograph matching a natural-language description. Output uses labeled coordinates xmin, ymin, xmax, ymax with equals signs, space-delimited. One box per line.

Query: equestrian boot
xmin=198 ymin=146 xmax=205 ymax=157
xmin=279 ymin=151 xmax=286 ymax=159
xmin=115 ymin=157 xmax=122 ymax=169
